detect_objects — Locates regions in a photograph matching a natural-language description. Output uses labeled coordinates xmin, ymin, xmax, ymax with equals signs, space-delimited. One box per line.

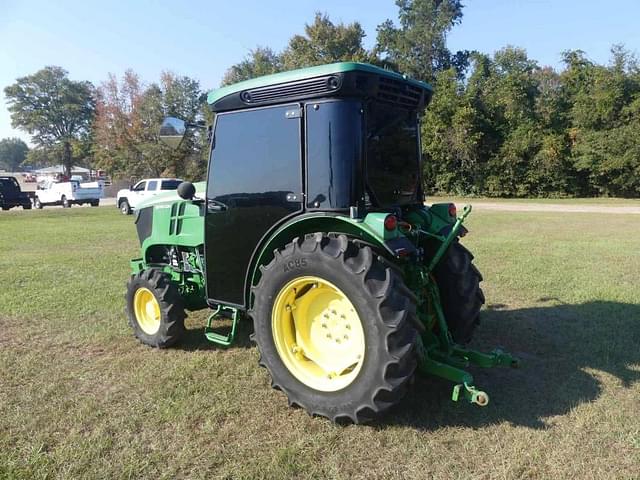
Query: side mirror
xmin=177 ymin=181 xmax=196 ymax=200
xmin=159 ymin=117 xmax=187 ymax=149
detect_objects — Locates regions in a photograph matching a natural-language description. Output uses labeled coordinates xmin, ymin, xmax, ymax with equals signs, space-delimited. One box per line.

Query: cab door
xmin=205 ymin=104 xmax=303 ymax=307
xmin=129 ymin=181 xmax=146 ymax=208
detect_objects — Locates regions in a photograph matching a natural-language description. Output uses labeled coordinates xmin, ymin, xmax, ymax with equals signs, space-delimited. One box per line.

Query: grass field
xmin=1 ymin=206 xmax=639 ymax=479
xmin=429 ymin=195 xmax=640 ymax=205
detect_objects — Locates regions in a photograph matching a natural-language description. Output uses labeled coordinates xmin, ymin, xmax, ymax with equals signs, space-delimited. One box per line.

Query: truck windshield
xmin=366 ymin=104 xmax=420 ymax=206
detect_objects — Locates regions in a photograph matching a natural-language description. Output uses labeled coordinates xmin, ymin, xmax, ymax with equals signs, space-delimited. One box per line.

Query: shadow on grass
xmin=378 ymin=300 xmax=640 ymax=431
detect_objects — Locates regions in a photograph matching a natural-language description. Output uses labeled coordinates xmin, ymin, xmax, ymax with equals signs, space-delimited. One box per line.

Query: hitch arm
xmin=427 ymin=204 xmax=472 ymax=273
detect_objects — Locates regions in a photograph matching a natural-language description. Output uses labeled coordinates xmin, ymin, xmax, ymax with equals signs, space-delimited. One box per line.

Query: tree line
xmin=2 ymin=0 xmax=639 ymax=197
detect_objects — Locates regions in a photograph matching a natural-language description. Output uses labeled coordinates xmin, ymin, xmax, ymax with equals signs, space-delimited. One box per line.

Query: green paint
xmin=130 ymin=191 xmax=519 ymax=407
xmin=246 ymin=212 xmax=398 ymax=307
xmin=207 ymin=62 xmax=432 ymax=105
xmin=129 ymin=57 xmax=518 ymax=407
xmin=205 ymin=305 xmax=241 ymax=347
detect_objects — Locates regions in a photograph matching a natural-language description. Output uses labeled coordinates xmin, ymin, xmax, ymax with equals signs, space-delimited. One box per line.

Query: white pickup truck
xmin=116 ymin=178 xmax=183 ymax=214
xmin=33 ymin=179 xmax=104 ymax=209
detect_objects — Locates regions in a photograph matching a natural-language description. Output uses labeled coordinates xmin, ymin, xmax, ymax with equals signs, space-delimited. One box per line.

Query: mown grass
xmin=430 ymin=195 xmax=640 ymax=205
xmin=1 ymin=206 xmax=639 ymax=479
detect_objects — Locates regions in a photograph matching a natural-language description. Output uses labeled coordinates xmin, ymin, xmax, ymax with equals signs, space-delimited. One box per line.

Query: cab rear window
xmin=161 ymin=180 xmax=181 ymax=190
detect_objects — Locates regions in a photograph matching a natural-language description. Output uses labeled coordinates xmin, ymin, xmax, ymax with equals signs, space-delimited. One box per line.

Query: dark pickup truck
xmin=0 ymin=176 xmax=33 ymax=211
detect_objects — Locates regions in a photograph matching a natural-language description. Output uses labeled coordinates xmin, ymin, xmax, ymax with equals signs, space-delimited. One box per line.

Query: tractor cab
xmin=201 ymin=63 xmax=432 ymax=306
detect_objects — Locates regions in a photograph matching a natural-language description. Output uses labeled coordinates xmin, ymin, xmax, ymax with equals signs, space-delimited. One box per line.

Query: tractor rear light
xmin=448 ymin=203 xmax=457 ymax=218
xmin=384 ymin=214 xmax=398 ymax=231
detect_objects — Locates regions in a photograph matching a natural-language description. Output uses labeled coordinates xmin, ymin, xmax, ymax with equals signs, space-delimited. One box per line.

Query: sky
xmin=2 ymin=0 xmax=639 ymax=144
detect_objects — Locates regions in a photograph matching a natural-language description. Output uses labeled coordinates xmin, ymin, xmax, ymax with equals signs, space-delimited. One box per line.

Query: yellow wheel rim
xmin=133 ymin=287 xmax=161 ymax=335
xmin=272 ymin=276 xmax=365 ymax=392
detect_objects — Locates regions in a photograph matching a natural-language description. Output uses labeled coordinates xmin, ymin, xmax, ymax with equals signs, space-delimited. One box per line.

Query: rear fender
xmin=245 ymin=212 xmax=410 ymax=308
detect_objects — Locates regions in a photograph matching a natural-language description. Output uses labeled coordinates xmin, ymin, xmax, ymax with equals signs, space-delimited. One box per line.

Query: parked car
xmin=116 ymin=178 xmax=183 ymax=214
xmin=0 ymin=176 xmax=33 ymax=210
xmin=33 ymin=178 xmax=103 ymax=209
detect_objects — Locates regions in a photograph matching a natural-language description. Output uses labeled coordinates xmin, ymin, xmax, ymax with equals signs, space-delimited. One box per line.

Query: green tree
xmin=222 ymin=47 xmax=282 ymax=86
xmin=4 ymin=66 xmax=95 ymax=177
xmin=281 ymin=13 xmax=371 ymax=69
xmin=376 ymin=0 xmax=469 ymax=82
xmin=0 ymin=137 xmax=29 ymax=171
xmin=562 ymin=46 xmax=640 ymax=196
xmin=222 ymin=13 xmax=373 ymax=86
xmin=93 ymin=70 xmax=205 ymax=180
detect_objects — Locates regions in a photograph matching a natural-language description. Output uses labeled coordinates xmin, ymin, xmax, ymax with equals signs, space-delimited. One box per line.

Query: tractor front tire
xmin=126 ymin=269 xmax=186 ymax=348
xmin=433 ymin=241 xmax=485 ymax=344
xmin=251 ymin=233 xmax=417 ymax=423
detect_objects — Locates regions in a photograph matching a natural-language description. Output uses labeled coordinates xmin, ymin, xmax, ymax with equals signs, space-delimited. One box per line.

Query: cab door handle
xmin=207 ymin=200 xmax=226 ymax=213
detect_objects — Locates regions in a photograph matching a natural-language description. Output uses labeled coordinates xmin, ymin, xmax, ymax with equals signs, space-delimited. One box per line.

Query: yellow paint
xmin=271 ymin=276 xmax=365 ymax=392
xmin=133 ymin=287 xmax=161 ymax=335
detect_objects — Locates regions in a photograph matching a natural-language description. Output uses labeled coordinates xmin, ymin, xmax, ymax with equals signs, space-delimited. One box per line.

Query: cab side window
xmin=147 ymin=180 xmax=158 ymax=191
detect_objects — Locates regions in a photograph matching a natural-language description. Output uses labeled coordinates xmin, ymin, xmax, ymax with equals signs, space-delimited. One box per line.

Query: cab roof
xmin=207 ymin=62 xmax=433 ymax=113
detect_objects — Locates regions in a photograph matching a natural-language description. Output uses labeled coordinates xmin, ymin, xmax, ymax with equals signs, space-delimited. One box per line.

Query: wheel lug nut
xmin=326 ymin=333 xmax=332 ymax=339
xmin=345 ymin=324 xmax=351 ymax=330
xmin=343 ymin=335 xmax=348 ymax=340
xmin=336 ymin=339 xmax=341 ymax=344
xmin=322 ymin=323 xmax=327 ymax=328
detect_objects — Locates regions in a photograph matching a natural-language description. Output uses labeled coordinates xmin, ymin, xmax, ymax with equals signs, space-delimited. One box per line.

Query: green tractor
xmin=126 ymin=62 xmax=519 ymax=423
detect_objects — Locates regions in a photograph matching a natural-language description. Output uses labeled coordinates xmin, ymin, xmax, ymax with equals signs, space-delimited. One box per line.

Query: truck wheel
xmin=34 ymin=197 xmax=43 ymax=209
xmin=433 ymin=241 xmax=485 ymax=344
xmin=119 ymin=199 xmax=131 ymax=215
xmin=1 ymin=207 xmax=9 ymax=211
xmin=23 ymin=203 xmax=32 ymax=210
xmin=251 ymin=233 xmax=417 ymax=423
xmin=62 ymin=196 xmax=71 ymax=208
xmin=126 ymin=269 xmax=186 ymax=348
xmin=90 ymin=200 xmax=99 ymax=207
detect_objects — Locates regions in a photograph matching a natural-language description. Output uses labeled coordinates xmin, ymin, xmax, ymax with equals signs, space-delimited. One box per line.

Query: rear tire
xmin=119 ymin=199 xmax=131 ymax=215
xmin=251 ymin=233 xmax=417 ymax=423
xmin=23 ymin=204 xmax=32 ymax=210
xmin=90 ymin=200 xmax=99 ymax=207
xmin=433 ymin=241 xmax=485 ymax=344
xmin=34 ymin=197 xmax=43 ymax=209
xmin=62 ymin=196 xmax=71 ymax=208
xmin=126 ymin=269 xmax=186 ymax=348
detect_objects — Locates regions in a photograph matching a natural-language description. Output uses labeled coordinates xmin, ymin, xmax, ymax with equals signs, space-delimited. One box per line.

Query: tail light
xmin=384 ymin=214 xmax=398 ymax=231
xmin=448 ymin=203 xmax=457 ymax=218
